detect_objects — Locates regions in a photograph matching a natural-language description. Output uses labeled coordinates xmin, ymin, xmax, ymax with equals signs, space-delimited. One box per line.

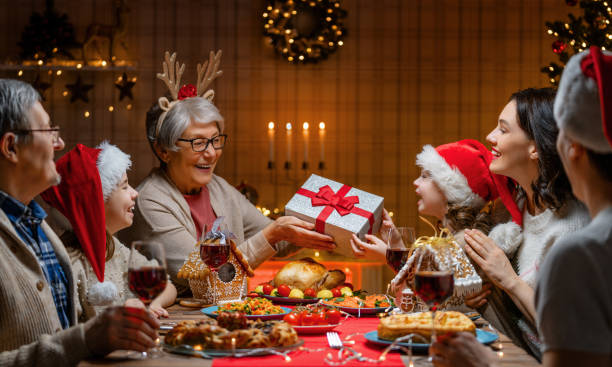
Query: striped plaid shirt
xmin=0 ymin=191 xmax=71 ymax=329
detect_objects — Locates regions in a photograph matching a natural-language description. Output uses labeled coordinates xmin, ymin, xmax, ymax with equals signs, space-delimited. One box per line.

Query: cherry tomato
xmin=342 ymin=282 xmax=354 ymax=290
xmin=263 ymin=284 xmax=273 ymax=295
xmin=283 ymin=313 xmax=300 ymax=325
xmin=313 ymin=310 xmax=327 ymax=325
xmin=303 ymin=288 xmax=316 ymax=298
xmin=331 ymin=287 xmax=342 ymax=297
xmin=326 ymin=309 xmax=341 ymax=324
xmin=301 ymin=312 xmax=315 ymax=326
xmin=278 ymin=284 xmax=291 ymax=297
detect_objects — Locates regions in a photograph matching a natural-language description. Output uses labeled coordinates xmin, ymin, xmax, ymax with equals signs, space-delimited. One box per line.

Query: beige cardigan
xmin=118 ymin=168 xmax=285 ymax=295
xmin=0 ymin=210 xmax=90 ymax=366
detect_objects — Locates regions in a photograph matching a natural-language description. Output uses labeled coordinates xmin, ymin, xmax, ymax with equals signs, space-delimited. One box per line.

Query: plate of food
xmin=322 ymin=294 xmax=394 ymax=316
xmin=250 ymin=257 xmax=353 ymax=304
xmin=163 ymin=317 xmax=303 ymax=358
xmin=365 ymin=311 xmax=498 ymax=352
xmin=201 ymin=297 xmax=291 ymax=320
xmin=281 ymin=306 xmax=343 ymax=334
xmin=364 ymin=329 xmax=498 ymax=352
xmin=249 ymin=293 xmax=321 ymax=305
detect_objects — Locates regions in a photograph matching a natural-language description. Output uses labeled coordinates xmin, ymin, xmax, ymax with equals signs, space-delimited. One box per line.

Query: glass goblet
xmin=127 ymin=240 xmax=168 ymax=358
xmin=385 ymin=226 xmax=415 ymax=272
xmin=200 ymin=240 xmax=231 ymax=305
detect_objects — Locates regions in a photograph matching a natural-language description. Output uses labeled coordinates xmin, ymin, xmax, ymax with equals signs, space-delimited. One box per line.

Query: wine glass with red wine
xmin=413 ymin=250 xmax=454 ymax=350
xmin=385 ymin=227 xmax=415 ymax=272
xmin=200 ymin=238 xmax=231 ymax=305
xmin=128 ymin=240 xmax=168 ymax=358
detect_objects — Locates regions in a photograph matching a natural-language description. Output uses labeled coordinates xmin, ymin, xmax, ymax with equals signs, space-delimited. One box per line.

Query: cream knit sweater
xmin=515 ymin=200 xmax=589 ymax=287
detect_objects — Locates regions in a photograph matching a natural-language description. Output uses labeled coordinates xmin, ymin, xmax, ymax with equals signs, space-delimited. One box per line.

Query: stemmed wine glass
xmin=413 ymin=249 xmax=454 ymax=351
xmin=200 ymin=236 xmax=231 ymax=305
xmin=385 ymin=227 xmax=415 ymax=272
xmin=128 ymin=240 xmax=168 ymax=358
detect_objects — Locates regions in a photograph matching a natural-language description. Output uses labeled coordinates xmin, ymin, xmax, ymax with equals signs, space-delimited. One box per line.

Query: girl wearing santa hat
xmin=350 ymin=139 xmax=522 ymax=261
xmin=41 ymin=142 xmax=177 ymax=321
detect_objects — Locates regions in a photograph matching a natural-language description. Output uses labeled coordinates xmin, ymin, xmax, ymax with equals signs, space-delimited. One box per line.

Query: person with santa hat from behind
xmin=430 ymin=47 xmax=611 ymax=367
xmin=41 ymin=142 xmax=177 ymax=321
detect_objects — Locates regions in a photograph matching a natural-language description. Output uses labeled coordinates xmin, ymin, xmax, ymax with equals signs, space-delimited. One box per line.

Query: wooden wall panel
xmin=0 ymin=0 xmax=571 ymax=239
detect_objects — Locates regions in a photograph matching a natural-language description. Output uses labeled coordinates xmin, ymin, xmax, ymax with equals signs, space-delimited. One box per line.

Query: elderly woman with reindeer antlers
xmin=119 ymin=51 xmax=335 ymax=296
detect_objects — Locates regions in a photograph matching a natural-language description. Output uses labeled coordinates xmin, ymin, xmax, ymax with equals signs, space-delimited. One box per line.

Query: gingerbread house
xmin=177 ymin=238 xmax=254 ymax=304
xmin=391 ymin=229 xmax=482 ymax=309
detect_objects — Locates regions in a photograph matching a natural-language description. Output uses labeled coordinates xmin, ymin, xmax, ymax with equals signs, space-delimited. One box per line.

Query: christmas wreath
xmin=263 ymin=0 xmax=348 ymax=64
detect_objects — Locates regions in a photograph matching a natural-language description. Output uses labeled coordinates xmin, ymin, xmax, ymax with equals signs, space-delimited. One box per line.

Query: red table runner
xmin=211 ymin=317 xmax=405 ymax=367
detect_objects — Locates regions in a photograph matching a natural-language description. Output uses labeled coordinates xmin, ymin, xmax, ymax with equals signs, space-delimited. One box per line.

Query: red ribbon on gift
xmin=296 ymin=184 xmax=375 ymax=234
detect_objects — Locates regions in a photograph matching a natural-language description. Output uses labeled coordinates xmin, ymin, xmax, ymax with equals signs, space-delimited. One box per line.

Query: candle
xmin=302 ymin=121 xmax=309 ymax=168
xmin=267 ymin=121 xmax=275 ymax=167
xmin=285 ymin=122 xmax=292 ymax=169
xmin=319 ymin=122 xmax=326 ymax=169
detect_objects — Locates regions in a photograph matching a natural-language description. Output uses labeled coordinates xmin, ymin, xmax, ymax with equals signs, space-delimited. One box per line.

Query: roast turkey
xmin=272 ymin=258 xmax=345 ymax=291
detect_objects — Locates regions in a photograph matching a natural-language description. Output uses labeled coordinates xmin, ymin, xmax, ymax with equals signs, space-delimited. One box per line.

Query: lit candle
xmin=318 ymin=122 xmax=326 ymax=169
xmin=302 ymin=121 xmax=309 ymax=169
xmin=267 ymin=121 xmax=275 ymax=168
xmin=285 ymin=122 xmax=292 ymax=169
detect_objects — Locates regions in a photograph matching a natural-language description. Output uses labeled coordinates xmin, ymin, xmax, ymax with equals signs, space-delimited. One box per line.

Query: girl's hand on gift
xmin=350 ymin=234 xmax=387 ymax=261
xmin=464 ymin=283 xmax=492 ymax=309
xmin=263 ymin=216 xmax=336 ymax=250
xmin=464 ymin=229 xmax=519 ymax=292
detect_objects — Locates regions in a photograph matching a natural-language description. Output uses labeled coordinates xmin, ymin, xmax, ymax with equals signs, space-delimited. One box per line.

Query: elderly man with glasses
xmin=0 ymin=79 xmax=159 ymax=366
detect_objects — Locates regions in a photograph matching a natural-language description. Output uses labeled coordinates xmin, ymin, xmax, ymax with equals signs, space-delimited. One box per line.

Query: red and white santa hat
xmin=41 ymin=142 xmax=131 ymax=304
xmin=554 ymin=47 xmax=612 ymax=152
xmin=416 ymin=139 xmax=523 ymax=254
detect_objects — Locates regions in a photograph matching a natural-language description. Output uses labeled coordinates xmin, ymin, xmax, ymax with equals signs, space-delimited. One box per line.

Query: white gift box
xmin=285 ymin=174 xmax=384 ymax=257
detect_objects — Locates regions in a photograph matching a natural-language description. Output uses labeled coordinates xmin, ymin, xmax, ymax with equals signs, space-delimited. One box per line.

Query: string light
xmin=84 ymin=111 xmax=90 ymax=118
xmin=17 ymin=70 xmax=23 ymax=77
xmin=108 ymin=106 xmax=114 ymax=112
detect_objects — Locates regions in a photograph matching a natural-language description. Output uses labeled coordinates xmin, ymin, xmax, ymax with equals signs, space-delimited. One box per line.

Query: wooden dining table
xmin=79 ymin=302 xmax=540 ymax=367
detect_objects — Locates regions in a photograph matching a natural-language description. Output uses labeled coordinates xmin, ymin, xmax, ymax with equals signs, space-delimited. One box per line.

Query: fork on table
xmin=326 ymin=331 xmax=343 ymax=349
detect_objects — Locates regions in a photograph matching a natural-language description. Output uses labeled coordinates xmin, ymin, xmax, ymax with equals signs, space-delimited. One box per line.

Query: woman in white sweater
xmin=463 ymin=88 xmax=589 ymax=359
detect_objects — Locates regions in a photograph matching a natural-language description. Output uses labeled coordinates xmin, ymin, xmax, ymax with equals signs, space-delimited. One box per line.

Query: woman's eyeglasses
xmin=177 ymin=134 xmax=227 ymax=152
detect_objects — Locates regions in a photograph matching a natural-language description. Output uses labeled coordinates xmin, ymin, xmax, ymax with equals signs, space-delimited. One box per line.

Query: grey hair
xmin=153 ymin=97 xmax=224 ymax=152
xmin=0 ymin=79 xmax=41 ymax=143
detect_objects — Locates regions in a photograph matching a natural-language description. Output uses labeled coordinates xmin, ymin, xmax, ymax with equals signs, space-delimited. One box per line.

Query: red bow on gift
xmin=297 ymin=184 xmax=374 ymax=234
xmin=310 ymin=185 xmax=359 ymax=216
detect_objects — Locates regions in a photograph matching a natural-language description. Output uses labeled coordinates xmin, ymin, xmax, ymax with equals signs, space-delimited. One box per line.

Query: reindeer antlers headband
xmin=154 ymin=50 xmax=223 ymax=139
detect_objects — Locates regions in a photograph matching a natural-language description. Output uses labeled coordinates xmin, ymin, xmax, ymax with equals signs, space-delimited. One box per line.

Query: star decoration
xmin=65 ymin=75 xmax=93 ymax=103
xmin=114 ymin=72 xmax=135 ymax=101
xmin=32 ymin=74 xmax=51 ymax=101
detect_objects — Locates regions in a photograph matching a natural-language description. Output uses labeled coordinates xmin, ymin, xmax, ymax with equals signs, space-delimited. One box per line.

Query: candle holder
xmin=266 ymin=120 xmax=326 ymax=171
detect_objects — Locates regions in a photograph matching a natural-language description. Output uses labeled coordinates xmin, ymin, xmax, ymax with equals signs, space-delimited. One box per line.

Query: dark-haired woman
xmin=463 ymin=88 xmax=589 ymax=359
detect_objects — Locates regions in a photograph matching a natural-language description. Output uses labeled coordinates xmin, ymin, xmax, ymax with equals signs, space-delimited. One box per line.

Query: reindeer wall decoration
xmin=82 ymin=0 xmax=129 ymax=64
